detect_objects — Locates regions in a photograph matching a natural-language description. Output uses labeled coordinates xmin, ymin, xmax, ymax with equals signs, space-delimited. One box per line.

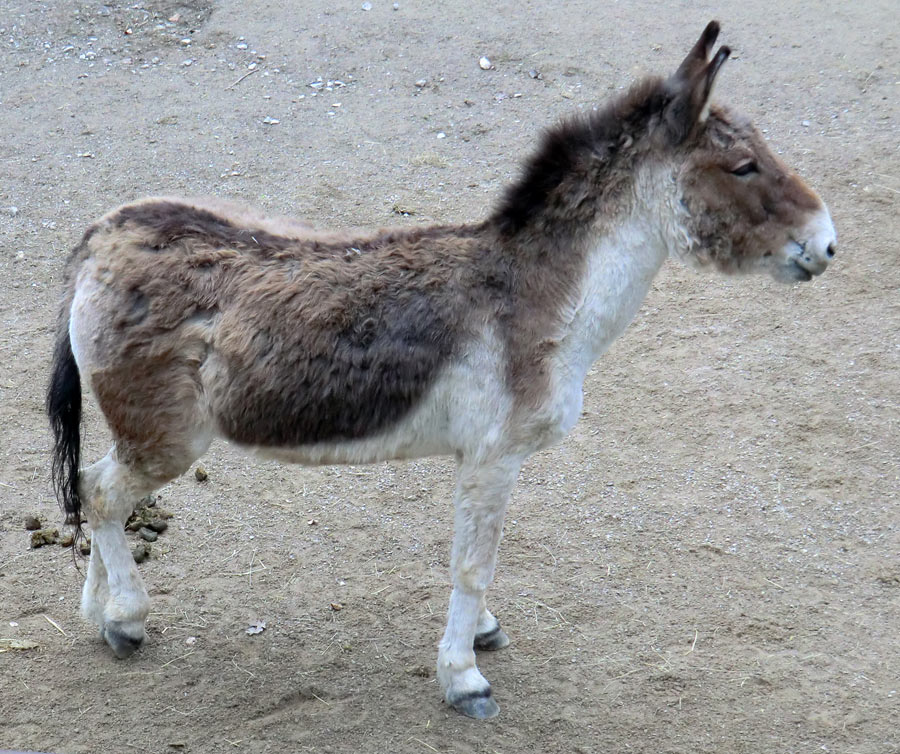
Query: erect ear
xmin=663 ymin=21 xmax=731 ymax=144
xmin=675 ymin=20 xmax=721 ymax=81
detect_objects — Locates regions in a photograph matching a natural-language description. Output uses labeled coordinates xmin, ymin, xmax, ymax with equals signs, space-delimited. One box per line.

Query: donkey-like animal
xmin=48 ymin=23 xmax=835 ymax=719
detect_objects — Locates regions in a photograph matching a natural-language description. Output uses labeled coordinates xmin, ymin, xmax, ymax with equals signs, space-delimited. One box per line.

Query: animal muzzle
xmin=789 ymin=207 xmax=837 ymax=278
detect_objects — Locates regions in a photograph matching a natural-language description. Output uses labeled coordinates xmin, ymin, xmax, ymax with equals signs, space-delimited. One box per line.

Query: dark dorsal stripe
xmin=112 ymin=201 xmax=299 ymax=253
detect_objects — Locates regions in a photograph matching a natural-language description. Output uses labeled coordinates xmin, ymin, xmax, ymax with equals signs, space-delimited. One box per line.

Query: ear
xmin=675 ymin=20 xmax=720 ymax=81
xmin=663 ymin=21 xmax=731 ymax=144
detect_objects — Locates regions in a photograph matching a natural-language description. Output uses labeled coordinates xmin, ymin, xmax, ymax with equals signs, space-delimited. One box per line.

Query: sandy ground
xmin=1 ymin=1 xmax=898 ymax=752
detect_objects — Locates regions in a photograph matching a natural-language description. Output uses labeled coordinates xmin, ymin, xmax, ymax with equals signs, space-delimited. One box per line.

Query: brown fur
xmin=78 ymin=204 xmax=483 ymax=452
xmin=55 ymin=22 xmax=829 ymax=472
xmin=46 ymin=24 xmax=837 ymax=714
xmin=679 ymin=107 xmax=822 ymax=273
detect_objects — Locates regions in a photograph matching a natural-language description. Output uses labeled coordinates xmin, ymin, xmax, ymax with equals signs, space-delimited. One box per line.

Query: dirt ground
xmin=1 ymin=1 xmax=897 ymax=752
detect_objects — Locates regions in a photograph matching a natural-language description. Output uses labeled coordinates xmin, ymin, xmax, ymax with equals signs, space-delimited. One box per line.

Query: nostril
xmin=826 ymin=242 xmax=836 ymax=258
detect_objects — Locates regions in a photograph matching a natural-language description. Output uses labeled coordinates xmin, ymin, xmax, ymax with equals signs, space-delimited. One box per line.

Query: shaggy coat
xmin=47 ymin=22 xmax=836 ymax=719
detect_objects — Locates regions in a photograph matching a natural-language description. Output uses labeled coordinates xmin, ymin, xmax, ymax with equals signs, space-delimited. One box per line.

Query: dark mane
xmin=491 ymin=76 xmax=669 ymax=236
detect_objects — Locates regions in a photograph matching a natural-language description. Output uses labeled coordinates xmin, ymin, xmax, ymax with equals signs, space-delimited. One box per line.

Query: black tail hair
xmin=47 ymin=327 xmax=83 ymax=533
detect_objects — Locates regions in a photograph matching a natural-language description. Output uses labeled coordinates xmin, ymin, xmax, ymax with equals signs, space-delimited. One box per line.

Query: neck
xmin=558 ymin=167 xmax=686 ymax=379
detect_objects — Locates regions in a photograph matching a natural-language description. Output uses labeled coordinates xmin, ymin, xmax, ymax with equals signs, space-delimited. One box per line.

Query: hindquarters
xmin=68 ymin=258 xmax=215 ymax=484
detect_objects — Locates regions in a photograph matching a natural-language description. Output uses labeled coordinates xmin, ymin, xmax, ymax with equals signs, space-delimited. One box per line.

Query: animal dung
xmin=132 ymin=542 xmax=151 ymax=563
xmin=126 ymin=499 xmax=174 ymax=534
xmin=146 ymin=518 xmax=168 ymax=534
xmin=24 ymin=515 xmax=42 ymax=531
xmin=30 ymin=528 xmax=59 ymax=548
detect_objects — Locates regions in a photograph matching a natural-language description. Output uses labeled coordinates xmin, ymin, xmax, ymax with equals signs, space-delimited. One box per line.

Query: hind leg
xmin=79 ymin=449 xmax=161 ymax=656
xmin=69 ymin=284 xmax=216 ymax=655
xmin=81 ymin=530 xmax=109 ymax=628
xmin=79 ymin=438 xmax=208 ymax=658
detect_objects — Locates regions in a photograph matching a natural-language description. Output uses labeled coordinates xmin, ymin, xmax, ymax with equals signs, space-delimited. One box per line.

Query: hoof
xmin=102 ymin=621 xmax=145 ymax=658
xmin=448 ymin=688 xmax=500 ymax=720
xmin=474 ymin=625 xmax=510 ymax=652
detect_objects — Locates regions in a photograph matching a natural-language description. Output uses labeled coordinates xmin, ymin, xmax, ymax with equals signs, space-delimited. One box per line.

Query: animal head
xmin=664 ymin=21 xmax=836 ymax=282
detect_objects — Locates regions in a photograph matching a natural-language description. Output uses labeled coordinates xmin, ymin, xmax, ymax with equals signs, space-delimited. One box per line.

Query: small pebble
xmin=133 ymin=542 xmax=151 ymax=563
xmin=361 ymin=1 xmax=372 ymax=9
xmin=393 ymin=2 xmax=399 ymax=8
xmin=801 ymin=120 xmax=811 ymax=127
xmin=528 ymin=69 xmax=542 ymax=79
xmin=24 ymin=515 xmax=41 ymax=531
xmin=479 ymin=56 xmax=492 ymax=70
xmin=138 ymin=527 xmax=158 ymax=543
xmin=194 ymin=465 xmax=208 ymax=482
xmin=262 ymin=116 xmax=280 ymax=125
xmin=414 ymin=78 xmax=428 ymax=88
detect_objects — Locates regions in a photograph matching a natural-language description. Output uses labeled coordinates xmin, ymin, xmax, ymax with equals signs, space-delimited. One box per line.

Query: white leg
xmin=81 ymin=538 xmax=109 ymax=627
xmin=92 ymin=521 xmax=151 ymax=656
xmin=473 ymin=595 xmax=510 ymax=651
xmin=438 ymin=455 xmax=522 ymax=719
xmin=79 ymin=450 xmax=157 ymax=657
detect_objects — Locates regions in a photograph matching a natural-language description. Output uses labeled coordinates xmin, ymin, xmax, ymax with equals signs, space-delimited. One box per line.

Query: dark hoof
xmin=448 ymin=688 xmax=500 ymax=719
xmin=474 ymin=625 xmax=510 ymax=652
xmin=102 ymin=621 xmax=145 ymax=658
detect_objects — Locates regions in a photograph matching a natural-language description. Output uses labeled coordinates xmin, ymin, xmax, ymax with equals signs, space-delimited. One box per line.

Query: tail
xmin=47 ymin=324 xmax=83 ymax=530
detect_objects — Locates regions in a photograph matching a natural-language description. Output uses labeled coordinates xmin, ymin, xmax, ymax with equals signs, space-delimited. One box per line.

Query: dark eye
xmin=731 ymin=161 xmax=758 ymax=177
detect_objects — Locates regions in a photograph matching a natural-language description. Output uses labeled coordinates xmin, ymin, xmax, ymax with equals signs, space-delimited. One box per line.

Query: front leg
xmin=438 ymin=455 xmax=522 ymax=719
xmin=474 ymin=595 xmax=510 ymax=651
